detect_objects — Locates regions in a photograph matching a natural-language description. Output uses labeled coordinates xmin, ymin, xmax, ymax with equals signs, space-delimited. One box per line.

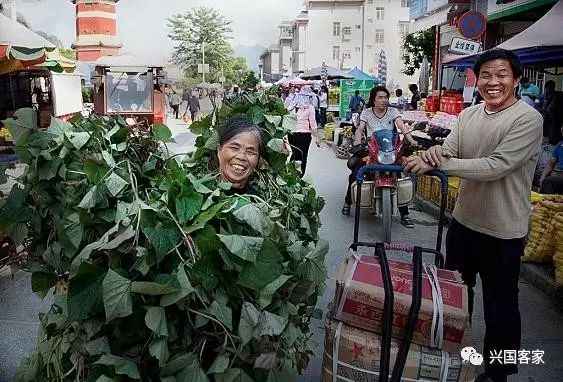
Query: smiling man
xmin=405 ymin=49 xmax=543 ymax=382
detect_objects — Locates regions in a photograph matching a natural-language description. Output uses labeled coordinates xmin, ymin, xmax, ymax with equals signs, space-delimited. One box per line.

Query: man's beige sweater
xmin=439 ymin=101 xmax=543 ymax=239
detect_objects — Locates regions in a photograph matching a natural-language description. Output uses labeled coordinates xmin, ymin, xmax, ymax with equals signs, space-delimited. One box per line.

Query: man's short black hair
xmin=395 ymin=88 xmax=403 ymax=96
xmin=367 ymin=86 xmax=390 ymax=107
xmin=473 ymin=48 xmax=523 ymax=78
xmin=408 ymin=84 xmax=418 ymax=93
xmin=520 ymin=76 xmax=529 ymax=83
xmin=355 ymin=90 xmax=360 ymax=95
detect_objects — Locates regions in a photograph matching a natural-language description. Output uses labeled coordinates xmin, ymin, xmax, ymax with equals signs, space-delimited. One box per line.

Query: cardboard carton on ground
xmin=332 ymin=251 xmax=470 ymax=353
xmin=322 ymin=318 xmax=475 ymax=382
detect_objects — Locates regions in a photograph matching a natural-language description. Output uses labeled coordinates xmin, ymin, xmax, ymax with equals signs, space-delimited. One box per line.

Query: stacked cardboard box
xmin=322 ymin=250 xmax=474 ymax=381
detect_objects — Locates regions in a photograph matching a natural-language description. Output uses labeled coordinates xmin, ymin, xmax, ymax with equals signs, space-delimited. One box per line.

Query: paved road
xmin=1 ymin=113 xmax=562 ymax=381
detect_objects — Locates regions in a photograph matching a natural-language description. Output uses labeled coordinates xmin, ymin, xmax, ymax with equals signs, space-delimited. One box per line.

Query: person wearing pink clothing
xmin=288 ymin=86 xmax=322 ymax=176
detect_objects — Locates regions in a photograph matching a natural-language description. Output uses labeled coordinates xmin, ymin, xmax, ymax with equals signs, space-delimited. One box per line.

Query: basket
xmin=416 ymin=175 xmax=433 ymax=199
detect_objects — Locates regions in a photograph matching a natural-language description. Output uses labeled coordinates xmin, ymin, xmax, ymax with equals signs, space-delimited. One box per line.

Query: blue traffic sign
xmin=458 ymin=11 xmax=486 ymax=40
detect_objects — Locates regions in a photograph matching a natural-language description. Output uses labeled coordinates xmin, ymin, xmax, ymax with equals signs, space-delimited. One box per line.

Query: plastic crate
xmin=446 ymin=183 xmax=459 ymax=212
xmin=416 ymin=175 xmax=432 ymax=199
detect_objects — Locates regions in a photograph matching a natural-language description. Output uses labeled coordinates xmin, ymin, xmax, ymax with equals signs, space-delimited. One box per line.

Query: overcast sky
xmin=15 ymin=0 xmax=305 ymax=61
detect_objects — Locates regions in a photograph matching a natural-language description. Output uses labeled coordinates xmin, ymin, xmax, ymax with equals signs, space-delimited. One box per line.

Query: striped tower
xmin=71 ymin=0 xmax=122 ymax=61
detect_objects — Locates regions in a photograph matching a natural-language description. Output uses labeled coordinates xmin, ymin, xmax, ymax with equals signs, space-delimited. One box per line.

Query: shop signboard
xmin=449 ymin=37 xmax=482 ymax=55
xmin=339 ymin=79 xmax=376 ymax=118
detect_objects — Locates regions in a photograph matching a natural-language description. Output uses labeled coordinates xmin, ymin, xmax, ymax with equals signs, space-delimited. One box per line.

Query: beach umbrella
xmin=418 ymin=55 xmax=430 ymax=94
xmin=377 ymin=50 xmax=387 ymax=87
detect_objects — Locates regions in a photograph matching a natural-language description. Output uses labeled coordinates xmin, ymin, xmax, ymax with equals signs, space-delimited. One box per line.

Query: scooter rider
xmin=342 ymin=86 xmax=418 ymax=228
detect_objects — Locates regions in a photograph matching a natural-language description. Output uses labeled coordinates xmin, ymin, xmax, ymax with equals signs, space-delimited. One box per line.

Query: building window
xmin=343 ymin=50 xmax=351 ymax=59
xmin=368 ymin=0 xmax=373 ymax=4
xmin=332 ymin=46 xmax=340 ymax=60
xmin=356 ymin=25 xmax=361 ymax=29
xmin=376 ymin=7 xmax=385 ymax=20
xmin=343 ymin=26 xmax=352 ymax=35
xmin=399 ymin=22 xmax=409 ymax=35
xmin=367 ymin=44 xmax=373 ymax=49
xmin=333 ymin=22 xmax=341 ymax=36
xmin=401 ymin=0 xmax=409 ymax=7
xmin=355 ymin=47 xmax=361 ymax=52
xmin=368 ymin=18 xmax=373 ymax=23
xmin=375 ymin=29 xmax=384 ymax=44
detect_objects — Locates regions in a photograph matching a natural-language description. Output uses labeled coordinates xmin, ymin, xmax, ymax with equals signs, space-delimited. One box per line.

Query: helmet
xmin=336 ymin=145 xmax=350 ymax=159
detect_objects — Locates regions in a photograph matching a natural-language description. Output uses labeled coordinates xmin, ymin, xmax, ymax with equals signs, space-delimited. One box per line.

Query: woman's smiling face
xmin=218 ymin=131 xmax=260 ymax=189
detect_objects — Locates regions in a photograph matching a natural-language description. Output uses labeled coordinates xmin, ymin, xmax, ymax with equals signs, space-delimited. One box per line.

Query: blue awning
xmin=443 ymin=46 xmax=563 ymax=69
xmin=347 ymin=67 xmax=378 ymax=81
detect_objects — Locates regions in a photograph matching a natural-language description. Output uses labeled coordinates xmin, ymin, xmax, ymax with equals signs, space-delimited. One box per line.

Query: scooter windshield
xmin=374 ymin=129 xmax=395 ymax=153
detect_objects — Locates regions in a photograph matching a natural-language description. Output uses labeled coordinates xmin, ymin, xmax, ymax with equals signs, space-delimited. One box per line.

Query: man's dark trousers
xmin=446 ymin=219 xmax=525 ymax=382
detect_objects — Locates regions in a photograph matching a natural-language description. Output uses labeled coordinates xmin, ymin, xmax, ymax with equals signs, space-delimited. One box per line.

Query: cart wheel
xmin=382 ymin=188 xmax=392 ymax=243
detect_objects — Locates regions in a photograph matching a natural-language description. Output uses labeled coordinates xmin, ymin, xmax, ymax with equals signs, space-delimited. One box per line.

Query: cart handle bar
xmin=350 ymin=242 xmax=444 ymax=268
xmin=356 ymin=164 xmax=449 ymax=194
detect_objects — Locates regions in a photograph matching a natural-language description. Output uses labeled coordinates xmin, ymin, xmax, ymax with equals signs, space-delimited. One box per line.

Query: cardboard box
xmin=322 ymin=318 xmax=475 ymax=382
xmin=332 ymin=251 xmax=470 ymax=353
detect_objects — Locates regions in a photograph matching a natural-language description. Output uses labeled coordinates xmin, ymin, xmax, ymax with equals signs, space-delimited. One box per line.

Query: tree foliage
xmin=58 ymin=48 xmax=76 ymax=61
xmin=169 ymin=7 xmax=243 ymax=84
xmin=3 ymin=91 xmax=327 ymax=381
xmin=401 ymin=28 xmax=436 ymax=76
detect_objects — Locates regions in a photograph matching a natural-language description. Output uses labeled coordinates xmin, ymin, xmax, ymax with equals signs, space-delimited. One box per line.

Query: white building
xmin=260 ymin=0 xmax=414 ymax=90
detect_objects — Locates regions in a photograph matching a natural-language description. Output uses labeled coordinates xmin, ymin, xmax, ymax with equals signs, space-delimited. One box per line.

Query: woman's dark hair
xmin=367 ymin=86 xmax=390 ymax=107
xmin=322 ymin=86 xmax=328 ymax=93
xmin=395 ymin=88 xmax=403 ymax=97
xmin=473 ymin=48 xmax=523 ymax=78
xmin=219 ymin=116 xmax=263 ymax=151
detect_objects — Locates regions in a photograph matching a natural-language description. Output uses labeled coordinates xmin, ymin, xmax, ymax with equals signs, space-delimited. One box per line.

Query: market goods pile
xmin=0 ymin=92 xmax=327 ymax=381
xmin=523 ymin=194 xmax=563 ymax=286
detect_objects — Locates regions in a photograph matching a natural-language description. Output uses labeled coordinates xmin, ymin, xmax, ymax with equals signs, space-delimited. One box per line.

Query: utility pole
xmin=202 ymin=41 xmax=206 ymax=83
xmin=361 ymin=3 xmax=365 ymax=71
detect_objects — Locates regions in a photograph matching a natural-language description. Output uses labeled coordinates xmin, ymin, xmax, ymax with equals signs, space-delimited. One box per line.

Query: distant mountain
xmin=234 ymin=45 xmax=266 ymax=73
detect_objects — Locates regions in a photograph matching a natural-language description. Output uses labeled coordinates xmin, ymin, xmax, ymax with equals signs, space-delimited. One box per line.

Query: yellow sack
xmin=523 ymin=200 xmax=563 ymax=262
xmin=553 ymin=214 xmax=563 ymax=286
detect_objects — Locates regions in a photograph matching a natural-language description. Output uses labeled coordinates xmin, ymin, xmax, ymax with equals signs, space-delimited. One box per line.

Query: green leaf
xmin=255 ymin=311 xmax=288 ymax=337
xmin=3 ymin=221 xmax=28 ymax=245
xmin=237 ymin=239 xmax=283 ymax=290
xmin=264 ymin=115 xmax=282 ymax=126
xmin=140 ymin=212 xmax=181 ymax=263
xmin=204 ymin=130 xmax=219 ymax=150
xmin=62 ymin=213 xmax=83 ymax=249
xmin=84 ymin=159 xmax=109 ymax=183
xmin=154 ymin=123 xmax=174 ymax=142
xmin=3 ymin=108 xmax=36 ymax=143
xmin=254 ymin=352 xmax=279 ymax=369
xmin=134 ymin=247 xmax=152 ymax=276
xmin=185 ymin=202 xmax=226 ymax=234
xmin=85 ymin=337 xmax=111 ymax=355
xmin=215 ymin=368 xmax=253 ymax=382
xmin=281 ymin=323 xmax=301 ymax=347
xmin=104 ymin=172 xmax=128 ymax=197
xmin=102 ymin=150 xmax=117 ymax=167
xmin=238 ymin=302 xmax=260 ymax=346
xmin=150 ymin=337 xmax=170 ymax=366
xmin=13 ymin=353 xmax=40 ymax=382
xmin=281 ymin=113 xmax=298 ymax=132
xmin=258 ymin=275 xmax=293 ymax=308
xmin=37 ymin=158 xmax=61 ymax=180
xmin=233 ymin=203 xmax=272 ymax=235
xmin=209 ymin=300 xmax=232 ymax=330
xmin=217 ymin=234 xmax=263 ymax=262
xmin=67 ymin=262 xmax=105 ymax=321
xmin=266 ymin=138 xmax=284 ymax=153
xmin=176 ymin=190 xmax=203 ymax=224
xmin=160 ymin=264 xmax=195 ymax=306
xmin=95 ymin=354 xmax=140 ymax=379
xmin=65 ymin=131 xmax=91 ymax=150
xmin=47 ymin=117 xmax=71 ymax=144
xmin=96 ymin=376 xmax=118 ymax=382
xmin=207 ymin=354 xmax=229 ymax=374
xmin=132 ymin=281 xmax=179 ymax=296
xmin=102 ymin=269 xmax=133 ymax=322
xmin=78 ymin=186 xmax=98 ymax=209
xmin=31 ymin=271 xmax=57 ymax=293
xmin=162 ymin=353 xmax=191 ymax=377
xmin=175 ymin=355 xmax=209 ymax=382
xmin=145 ymin=306 xmax=168 ymax=336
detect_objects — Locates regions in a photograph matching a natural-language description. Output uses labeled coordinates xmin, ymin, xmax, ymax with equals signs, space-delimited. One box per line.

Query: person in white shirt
xmin=319 ymin=86 xmax=329 ymax=127
xmin=284 ymin=88 xmax=296 ymax=110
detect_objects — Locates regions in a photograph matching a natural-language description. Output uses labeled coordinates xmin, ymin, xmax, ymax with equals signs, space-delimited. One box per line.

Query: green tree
xmin=241 ymin=71 xmax=259 ymax=90
xmin=168 ymin=7 xmax=234 ymax=82
xmin=401 ymin=28 xmax=436 ymax=76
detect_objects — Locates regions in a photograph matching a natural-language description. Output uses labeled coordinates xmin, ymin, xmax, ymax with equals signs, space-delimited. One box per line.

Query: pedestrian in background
xmin=395 ymin=88 xmax=406 ymax=110
xmin=518 ymin=76 xmax=540 ymax=106
xmin=405 ymin=48 xmax=543 ymax=382
xmin=288 ymin=86 xmax=322 ymax=176
xmin=319 ymin=86 xmax=328 ymax=128
xmin=312 ymin=88 xmax=321 ymax=127
xmin=170 ymin=91 xmax=182 ymax=119
xmin=408 ymin=84 xmax=421 ymax=110
xmin=348 ymin=90 xmax=365 ymax=115
xmin=188 ymin=91 xmax=201 ymax=122
xmin=180 ymin=88 xmax=191 ymax=117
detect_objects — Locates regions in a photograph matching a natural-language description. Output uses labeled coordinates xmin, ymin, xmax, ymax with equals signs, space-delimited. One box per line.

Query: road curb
xmin=415 ymin=195 xmax=563 ymax=310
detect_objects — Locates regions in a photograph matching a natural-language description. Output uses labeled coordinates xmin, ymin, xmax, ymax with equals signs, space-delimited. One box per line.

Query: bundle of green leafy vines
xmin=1 ymin=91 xmax=327 ymax=381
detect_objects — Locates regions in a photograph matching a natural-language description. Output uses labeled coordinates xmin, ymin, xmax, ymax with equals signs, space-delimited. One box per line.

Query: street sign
xmin=449 ymin=37 xmax=482 ymax=55
xmin=219 ymin=76 xmax=226 ymax=83
xmin=458 ymin=11 xmax=486 ymax=39
xmin=197 ymin=64 xmax=210 ymax=74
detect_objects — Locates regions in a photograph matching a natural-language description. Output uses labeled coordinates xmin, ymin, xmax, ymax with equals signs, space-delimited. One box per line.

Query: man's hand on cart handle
xmin=421 ymin=145 xmax=453 ymax=167
xmin=404 ymin=155 xmax=434 ymax=175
